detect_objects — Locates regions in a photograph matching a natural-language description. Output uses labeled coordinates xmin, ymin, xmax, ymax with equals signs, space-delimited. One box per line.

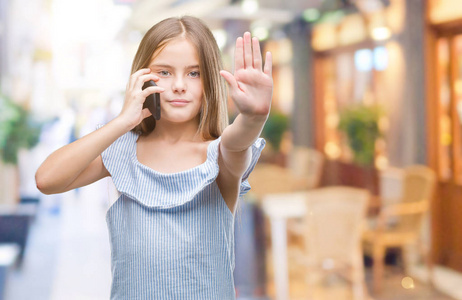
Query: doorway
xmin=431 ymin=31 xmax=462 ymax=272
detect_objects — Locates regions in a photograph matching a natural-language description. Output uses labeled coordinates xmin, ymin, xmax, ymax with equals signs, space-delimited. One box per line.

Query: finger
xmin=234 ymin=37 xmax=244 ymax=72
xmin=135 ymin=73 xmax=160 ymax=90
xmin=252 ymin=37 xmax=262 ymax=70
xmin=263 ymin=51 xmax=272 ymax=77
xmin=140 ymin=86 xmax=164 ymax=99
xmin=141 ymin=108 xmax=152 ymax=119
xmin=243 ymin=32 xmax=252 ymax=69
xmin=129 ymin=68 xmax=151 ymax=90
xmin=220 ymin=70 xmax=239 ymax=92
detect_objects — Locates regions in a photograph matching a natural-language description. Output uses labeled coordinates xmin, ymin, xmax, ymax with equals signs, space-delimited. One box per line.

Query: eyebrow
xmin=149 ymin=64 xmax=199 ymax=69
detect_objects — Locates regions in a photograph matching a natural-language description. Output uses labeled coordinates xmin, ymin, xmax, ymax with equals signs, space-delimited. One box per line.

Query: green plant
xmin=338 ymin=103 xmax=384 ymax=166
xmin=261 ymin=111 xmax=289 ymax=152
xmin=0 ymin=94 xmax=42 ymax=164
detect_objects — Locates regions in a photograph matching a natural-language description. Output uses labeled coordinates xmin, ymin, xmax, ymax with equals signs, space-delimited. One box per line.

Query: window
xmin=317 ymin=46 xmax=389 ymax=167
xmin=437 ymin=34 xmax=462 ymax=184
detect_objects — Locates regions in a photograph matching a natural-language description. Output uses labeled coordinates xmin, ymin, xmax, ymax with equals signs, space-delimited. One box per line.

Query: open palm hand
xmin=220 ymin=32 xmax=273 ymax=118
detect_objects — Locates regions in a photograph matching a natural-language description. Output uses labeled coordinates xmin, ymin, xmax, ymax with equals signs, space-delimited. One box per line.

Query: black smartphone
xmin=142 ymin=80 xmax=161 ymax=120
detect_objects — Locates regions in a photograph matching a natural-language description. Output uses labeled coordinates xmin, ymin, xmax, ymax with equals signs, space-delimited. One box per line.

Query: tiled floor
xmin=4 ymin=180 xmax=113 ymax=300
xmin=262 ymin=245 xmax=455 ymax=300
xmin=2 ymin=182 xmax=459 ymax=300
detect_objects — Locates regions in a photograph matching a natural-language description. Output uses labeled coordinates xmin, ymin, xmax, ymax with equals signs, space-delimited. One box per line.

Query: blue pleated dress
xmin=98 ymin=127 xmax=265 ymax=300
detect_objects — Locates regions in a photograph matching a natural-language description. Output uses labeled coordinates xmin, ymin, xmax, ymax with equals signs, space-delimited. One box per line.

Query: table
xmin=261 ymin=188 xmax=379 ymax=300
xmin=261 ymin=191 xmax=309 ymax=300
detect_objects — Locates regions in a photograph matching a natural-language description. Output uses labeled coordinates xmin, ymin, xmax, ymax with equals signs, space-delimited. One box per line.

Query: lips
xmin=168 ymin=99 xmax=190 ymax=107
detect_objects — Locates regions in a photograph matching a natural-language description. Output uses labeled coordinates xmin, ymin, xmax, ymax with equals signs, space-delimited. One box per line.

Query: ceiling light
xmin=371 ymin=26 xmax=391 ymax=41
xmin=241 ymin=0 xmax=259 ymax=15
xmin=251 ymin=20 xmax=271 ymax=41
xmin=252 ymin=27 xmax=269 ymax=40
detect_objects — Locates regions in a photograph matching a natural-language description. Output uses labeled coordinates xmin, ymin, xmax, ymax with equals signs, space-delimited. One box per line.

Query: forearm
xmin=221 ymin=113 xmax=268 ymax=152
xmin=35 ymin=117 xmax=130 ymax=192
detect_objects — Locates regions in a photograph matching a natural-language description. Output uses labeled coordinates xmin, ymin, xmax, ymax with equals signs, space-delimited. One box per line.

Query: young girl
xmin=35 ymin=16 xmax=272 ymax=299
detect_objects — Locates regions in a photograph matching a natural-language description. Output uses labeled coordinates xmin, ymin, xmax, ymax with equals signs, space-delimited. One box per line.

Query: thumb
xmin=220 ymin=70 xmax=239 ymax=92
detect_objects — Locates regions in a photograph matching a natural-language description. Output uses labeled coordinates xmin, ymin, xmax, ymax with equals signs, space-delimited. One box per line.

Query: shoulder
xmin=100 ymin=130 xmax=138 ymax=172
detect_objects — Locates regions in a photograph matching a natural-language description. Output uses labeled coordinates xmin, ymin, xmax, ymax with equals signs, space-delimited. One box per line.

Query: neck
xmin=147 ymin=117 xmax=202 ymax=143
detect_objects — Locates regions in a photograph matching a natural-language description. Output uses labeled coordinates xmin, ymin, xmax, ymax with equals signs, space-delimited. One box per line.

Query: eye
xmin=188 ymin=71 xmax=200 ymax=78
xmin=158 ymin=70 xmax=171 ymax=77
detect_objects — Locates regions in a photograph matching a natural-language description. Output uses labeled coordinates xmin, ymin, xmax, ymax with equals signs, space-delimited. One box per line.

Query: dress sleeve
xmin=95 ymin=124 xmax=138 ymax=194
xmin=239 ymin=138 xmax=266 ymax=198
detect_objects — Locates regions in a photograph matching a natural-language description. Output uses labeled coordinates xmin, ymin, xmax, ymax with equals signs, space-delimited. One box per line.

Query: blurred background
xmin=1 ymin=0 xmax=462 ymax=299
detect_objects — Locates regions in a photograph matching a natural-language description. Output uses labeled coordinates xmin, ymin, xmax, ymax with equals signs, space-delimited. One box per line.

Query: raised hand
xmin=220 ymin=32 xmax=273 ymax=119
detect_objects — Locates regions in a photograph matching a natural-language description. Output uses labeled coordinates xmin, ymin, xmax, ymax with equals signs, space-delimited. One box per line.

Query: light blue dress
xmin=98 ymin=128 xmax=265 ymax=300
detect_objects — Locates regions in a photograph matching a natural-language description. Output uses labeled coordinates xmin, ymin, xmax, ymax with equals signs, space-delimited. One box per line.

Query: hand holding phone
xmin=142 ymin=80 xmax=161 ymax=120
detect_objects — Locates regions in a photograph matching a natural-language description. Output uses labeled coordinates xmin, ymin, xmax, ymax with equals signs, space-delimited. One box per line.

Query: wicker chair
xmin=362 ymin=165 xmax=436 ymax=293
xmin=248 ymin=147 xmax=324 ymax=200
xmin=296 ymin=186 xmax=370 ymax=299
xmin=288 ymin=146 xmax=325 ymax=190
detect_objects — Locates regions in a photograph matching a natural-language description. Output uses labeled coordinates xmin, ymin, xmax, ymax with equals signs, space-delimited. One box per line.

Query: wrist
xmin=112 ymin=116 xmax=135 ymax=133
xmin=239 ymin=112 xmax=269 ymax=124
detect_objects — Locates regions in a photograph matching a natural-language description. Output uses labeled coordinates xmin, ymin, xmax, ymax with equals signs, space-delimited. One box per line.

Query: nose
xmin=172 ymin=76 xmax=186 ymax=94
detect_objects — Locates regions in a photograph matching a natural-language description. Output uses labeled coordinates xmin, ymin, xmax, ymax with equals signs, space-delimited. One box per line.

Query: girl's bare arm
xmin=216 ymin=32 xmax=272 ymax=212
xmin=219 ymin=32 xmax=273 ymax=178
xmin=35 ymin=69 xmax=163 ymax=195
xmin=35 ymin=118 xmax=130 ymax=194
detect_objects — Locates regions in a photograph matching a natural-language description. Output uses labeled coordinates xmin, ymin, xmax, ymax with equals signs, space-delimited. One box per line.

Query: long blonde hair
xmin=130 ymin=16 xmax=228 ymax=140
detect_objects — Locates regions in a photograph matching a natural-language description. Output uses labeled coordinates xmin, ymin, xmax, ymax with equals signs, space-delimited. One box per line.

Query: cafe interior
xmin=1 ymin=0 xmax=462 ymax=299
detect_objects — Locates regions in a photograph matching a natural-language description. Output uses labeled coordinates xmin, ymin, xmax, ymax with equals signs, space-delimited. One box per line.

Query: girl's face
xmin=149 ymin=38 xmax=203 ymax=125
